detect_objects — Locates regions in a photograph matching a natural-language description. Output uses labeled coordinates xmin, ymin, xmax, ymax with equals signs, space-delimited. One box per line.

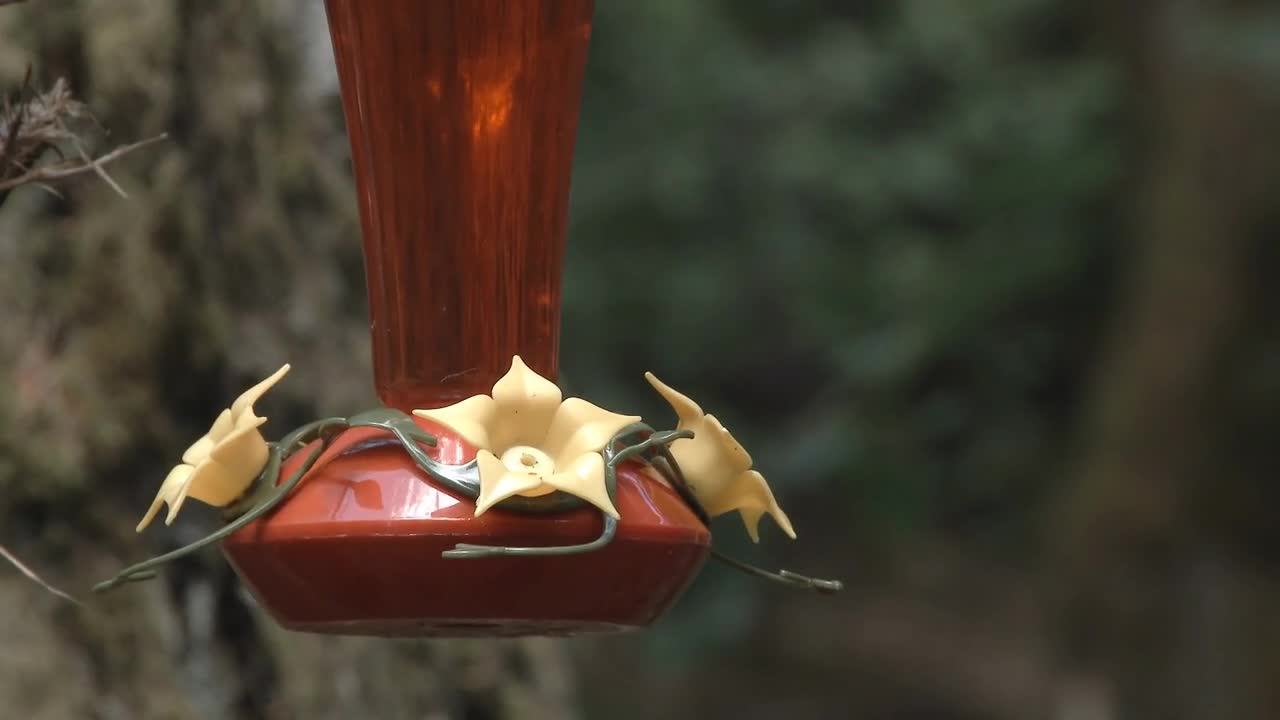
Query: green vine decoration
xmin=441 ymin=424 xmax=694 ymax=558
xmin=94 ymin=409 xmax=841 ymax=595
xmin=93 ymin=411 xmax=431 ymax=594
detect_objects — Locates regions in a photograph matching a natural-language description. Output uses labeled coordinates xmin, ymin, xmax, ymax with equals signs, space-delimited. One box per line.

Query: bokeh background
xmin=2 ymin=0 xmax=1279 ymax=718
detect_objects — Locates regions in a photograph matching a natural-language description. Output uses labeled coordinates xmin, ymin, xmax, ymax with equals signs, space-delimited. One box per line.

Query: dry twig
xmin=0 ymin=544 xmax=82 ymax=605
xmin=0 ymin=132 xmax=168 ymax=193
xmin=0 ymin=74 xmax=166 ymax=200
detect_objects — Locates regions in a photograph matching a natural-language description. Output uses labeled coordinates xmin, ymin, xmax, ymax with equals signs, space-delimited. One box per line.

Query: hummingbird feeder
xmin=95 ymin=0 xmax=841 ymax=637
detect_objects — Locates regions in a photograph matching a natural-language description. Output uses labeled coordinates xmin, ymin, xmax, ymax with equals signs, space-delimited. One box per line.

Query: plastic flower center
xmin=501 ymin=445 xmax=554 ymax=476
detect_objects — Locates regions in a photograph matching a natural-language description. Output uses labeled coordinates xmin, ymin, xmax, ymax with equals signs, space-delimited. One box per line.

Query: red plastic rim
xmin=222 ymin=418 xmax=711 ymax=637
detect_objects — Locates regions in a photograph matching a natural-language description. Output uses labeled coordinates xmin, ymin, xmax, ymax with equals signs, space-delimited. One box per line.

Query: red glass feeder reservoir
xmin=219 ymin=0 xmax=713 ymax=636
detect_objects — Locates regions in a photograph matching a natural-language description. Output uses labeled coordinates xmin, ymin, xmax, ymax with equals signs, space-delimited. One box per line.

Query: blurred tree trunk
xmin=1055 ymin=2 xmax=1280 ymax=718
xmin=0 ymin=1 xmax=580 ymax=718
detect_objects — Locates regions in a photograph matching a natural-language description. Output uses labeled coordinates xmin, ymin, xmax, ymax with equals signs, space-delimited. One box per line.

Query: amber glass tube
xmin=324 ymin=0 xmax=594 ymax=410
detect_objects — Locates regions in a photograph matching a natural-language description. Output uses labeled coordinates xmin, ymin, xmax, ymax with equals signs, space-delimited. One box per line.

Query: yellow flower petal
xmin=230 ymin=363 xmax=290 ymax=419
xmin=139 ymin=365 xmax=287 ymax=530
xmin=209 ymin=407 xmax=236 ymax=439
xmin=181 ymin=435 xmax=215 ymax=466
xmin=702 ymin=414 xmax=753 ymax=472
xmin=647 ymin=370 xmax=796 ymax=542
xmin=644 ymin=372 xmax=704 ymax=427
xmin=490 ymin=355 xmax=562 ymax=448
xmin=543 ymin=397 xmax=640 ymax=467
xmin=473 ymin=449 xmax=545 ymax=515
xmin=665 ymin=415 xmax=753 ymax=505
xmin=196 ymin=419 xmax=270 ymax=504
xmin=234 ymin=407 xmax=267 ymax=431
xmin=709 ymin=470 xmax=796 ymax=542
xmin=180 ymin=461 xmax=259 ymax=509
xmin=164 ymin=466 xmax=199 ymax=525
xmin=156 ymin=426 xmax=271 ymax=528
xmin=413 ymin=394 xmax=497 ymax=450
xmin=182 ymin=409 xmax=233 ymax=464
xmin=137 ymin=464 xmax=195 ymax=532
xmin=541 ymin=452 xmax=618 ymax=519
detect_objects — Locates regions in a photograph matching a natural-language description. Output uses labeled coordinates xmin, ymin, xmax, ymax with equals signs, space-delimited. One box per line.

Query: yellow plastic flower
xmin=413 ymin=356 xmax=639 ymax=518
xmin=644 ymin=372 xmax=796 ymax=542
xmin=136 ymin=364 xmax=290 ymax=532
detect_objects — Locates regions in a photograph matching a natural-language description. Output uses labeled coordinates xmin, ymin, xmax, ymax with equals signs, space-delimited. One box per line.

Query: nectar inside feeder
xmin=96 ymin=0 xmax=840 ymax=637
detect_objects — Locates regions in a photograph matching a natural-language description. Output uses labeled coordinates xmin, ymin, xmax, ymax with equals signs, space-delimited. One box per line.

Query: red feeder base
xmin=221 ymin=418 xmax=711 ymax=637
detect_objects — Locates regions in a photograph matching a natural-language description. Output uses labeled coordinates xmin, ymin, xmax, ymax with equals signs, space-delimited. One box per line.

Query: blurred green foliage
xmin=566 ymin=0 xmax=1122 ymax=564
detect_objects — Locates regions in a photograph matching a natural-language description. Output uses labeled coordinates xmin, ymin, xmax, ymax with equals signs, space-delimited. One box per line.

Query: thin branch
xmin=0 ymin=544 xmax=82 ymax=605
xmin=0 ymin=132 xmax=168 ymax=193
xmin=61 ymin=117 xmax=130 ymax=198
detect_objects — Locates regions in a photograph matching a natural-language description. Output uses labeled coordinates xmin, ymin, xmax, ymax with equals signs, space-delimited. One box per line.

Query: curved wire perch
xmin=439 ymin=426 xmax=695 ymax=559
xmin=345 ymin=408 xmax=438 ymax=450
xmin=221 ymin=411 xmax=437 ymax=521
xmin=710 ymin=550 xmax=843 ymax=595
xmin=443 ymin=515 xmax=619 ymax=559
xmin=645 ymin=450 xmax=709 ymax=526
xmin=93 ymin=416 xmax=354 ymax=594
xmin=93 ymin=441 xmax=326 ymax=594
